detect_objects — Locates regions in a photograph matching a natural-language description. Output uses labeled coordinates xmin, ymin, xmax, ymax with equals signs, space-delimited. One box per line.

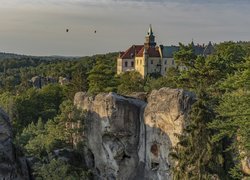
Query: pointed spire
xmin=191 ymin=39 xmax=195 ymax=47
xmin=148 ymin=24 xmax=153 ymax=35
xmin=145 ymin=24 xmax=156 ymax=48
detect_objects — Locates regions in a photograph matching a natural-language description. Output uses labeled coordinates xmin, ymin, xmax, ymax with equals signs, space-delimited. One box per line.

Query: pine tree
xmin=87 ymin=59 xmax=117 ymax=94
xmin=172 ymin=94 xmax=226 ymax=179
xmin=209 ymin=58 xmax=250 ymax=178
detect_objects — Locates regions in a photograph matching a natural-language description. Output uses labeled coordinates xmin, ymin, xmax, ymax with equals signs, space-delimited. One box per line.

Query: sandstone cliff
xmin=74 ymin=88 xmax=195 ymax=180
xmin=0 ymin=108 xmax=30 ymax=180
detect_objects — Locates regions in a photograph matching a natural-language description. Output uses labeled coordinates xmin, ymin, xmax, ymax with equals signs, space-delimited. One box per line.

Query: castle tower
xmin=144 ymin=24 xmax=156 ymax=49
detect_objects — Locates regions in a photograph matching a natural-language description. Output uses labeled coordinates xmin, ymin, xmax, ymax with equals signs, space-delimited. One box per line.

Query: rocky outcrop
xmin=242 ymin=156 xmax=250 ymax=175
xmin=30 ymin=76 xmax=57 ymax=88
xmin=74 ymin=88 xmax=195 ymax=180
xmin=59 ymin=76 xmax=70 ymax=85
xmin=0 ymin=108 xmax=30 ymax=180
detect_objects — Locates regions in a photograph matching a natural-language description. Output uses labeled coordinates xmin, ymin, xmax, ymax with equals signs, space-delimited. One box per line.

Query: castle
xmin=117 ymin=25 xmax=213 ymax=77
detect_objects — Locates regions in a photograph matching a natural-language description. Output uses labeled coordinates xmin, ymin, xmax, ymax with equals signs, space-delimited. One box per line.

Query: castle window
xmin=131 ymin=61 xmax=134 ymax=67
xmin=140 ymin=59 xmax=142 ymax=65
xmin=125 ymin=61 xmax=128 ymax=67
xmin=165 ymin=67 xmax=167 ymax=71
xmin=137 ymin=60 xmax=138 ymax=65
xmin=151 ymin=60 xmax=153 ymax=64
xmin=165 ymin=60 xmax=167 ymax=65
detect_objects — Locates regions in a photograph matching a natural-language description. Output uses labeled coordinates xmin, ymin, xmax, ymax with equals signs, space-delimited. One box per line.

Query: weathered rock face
xmin=138 ymin=88 xmax=195 ymax=179
xmin=74 ymin=88 xmax=195 ymax=180
xmin=0 ymin=108 xmax=30 ymax=180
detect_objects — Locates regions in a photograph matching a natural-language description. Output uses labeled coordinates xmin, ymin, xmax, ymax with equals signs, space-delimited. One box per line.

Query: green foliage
xmin=17 ymin=118 xmax=66 ymax=158
xmin=34 ymin=159 xmax=71 ymax=180
xmin=16 ymin=99 xmax=88 ymax=179
xmin=88 ymin=58 xmax=117 ymax=94
xmin=209 ymin=58 xmax=250 ymax=178
xmin=34 ymin=158 xmax=89 ymax=180
xmin=64 ymin=63 xmax=88 ymax=100
xmin=215 ymin=42 xmax=246 ymax=69
xmin=14 ymin=84 xmax=65 ymax=132
xmin=170 ymin=42 xmax=250 ymax=179
xmin=16 ymin=99 xmax=86 ymax=158
xmin=117 ymin=71 xmax=145 ymax=95
xmin=173 ymin=42 xmax=246 ymax=94
xmin=0 ymin=91 xmax=16 ymax=119
xmin=210 ymin=90 xmax=250 ymax=147
xmin=0 ymin=53 xmax=117 ymax=94
xmin=172 ymin=96 xmax=225 ymax=179
xmin=56 ymin=100 xmax=86 ymax=147
xmin=228 ymin=163 xmax=244 ymax=180
xmin=174 ymin=43 xmax=197 ymax=67
xmin=143 ymin=67 xmax=181 ymax=92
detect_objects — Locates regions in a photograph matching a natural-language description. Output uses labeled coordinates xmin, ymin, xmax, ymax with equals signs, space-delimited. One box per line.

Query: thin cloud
xmin=1 ymin=0 xmax=249 ymax=12
xmin=0 ymin=0 xmax=250 ymax=56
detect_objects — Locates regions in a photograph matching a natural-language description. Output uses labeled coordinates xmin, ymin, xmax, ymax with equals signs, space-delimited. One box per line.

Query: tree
xmin=56 ymin=100 xmax=86 ymax=148
xmin=34 ymin=158 xmax=90 ymax=180
xmin=16 ymin=117 xmax=66 ymax=158
xmin=172 ymin=94 xmax=225 ymax=180
xmin=169 ymin=42 xmax=248 ymax=179
xmin=174 ymin=43 xmax=197 ymax=68
xmin=16 ymin=99 xmax=89 ymax=179
xmin=14 ymin=84 xmax=65 ymax=132
xmin=209 ymin=58 xmax=250 ymax=179
xmin=117 ymin=71 xmax=145 ymax=95
xmin=88 ymin=59 xmax=117 ymax=94
xmin=64 ymin=63 xmax=89 ymax=100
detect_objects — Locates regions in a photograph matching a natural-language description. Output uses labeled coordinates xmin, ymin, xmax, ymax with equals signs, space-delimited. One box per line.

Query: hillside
xmin=0 ymin=52 xmax=78 ymax=61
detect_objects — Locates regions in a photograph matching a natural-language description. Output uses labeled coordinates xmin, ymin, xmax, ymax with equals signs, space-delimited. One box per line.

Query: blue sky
xmin=0 ymin=0 xmax=249 ymax=56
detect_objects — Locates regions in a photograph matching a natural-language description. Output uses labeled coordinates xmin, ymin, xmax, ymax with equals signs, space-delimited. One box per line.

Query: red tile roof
xmin=120 ymin=45 xmax=144 ymax=59
xmin=119 ymin=51 xmax=125 ymax=58
xmin=136 ymin=46 xmax=161 ymax=57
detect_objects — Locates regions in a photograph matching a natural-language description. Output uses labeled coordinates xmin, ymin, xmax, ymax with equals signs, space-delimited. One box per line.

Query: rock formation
xmin=0 ymin=108 xmax=30 ymax=180
xmin=74 ymin=88 xmax=195 ymax=180
xmin=30 ymin=76 xmax=57 ymax=88
xmin=59 ymin=76 xmax=70 ymax=85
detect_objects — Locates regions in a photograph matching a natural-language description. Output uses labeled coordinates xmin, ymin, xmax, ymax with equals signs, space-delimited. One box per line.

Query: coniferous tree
xmin=117 ymin=71 xmax=145 ymax=95
xmin=88 ymin=59 xmax=117 ymax=94
xmin=209 ymin=58 xmax=250 ymax=179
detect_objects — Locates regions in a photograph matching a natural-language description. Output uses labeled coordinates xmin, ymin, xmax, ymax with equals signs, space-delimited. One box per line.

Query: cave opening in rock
xmin=151 ymin=162 xmax=160 ymax=171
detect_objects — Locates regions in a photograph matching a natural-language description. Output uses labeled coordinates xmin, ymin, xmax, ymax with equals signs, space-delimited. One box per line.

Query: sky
xmin=0 ymin=0 xmax=250 ymax=56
